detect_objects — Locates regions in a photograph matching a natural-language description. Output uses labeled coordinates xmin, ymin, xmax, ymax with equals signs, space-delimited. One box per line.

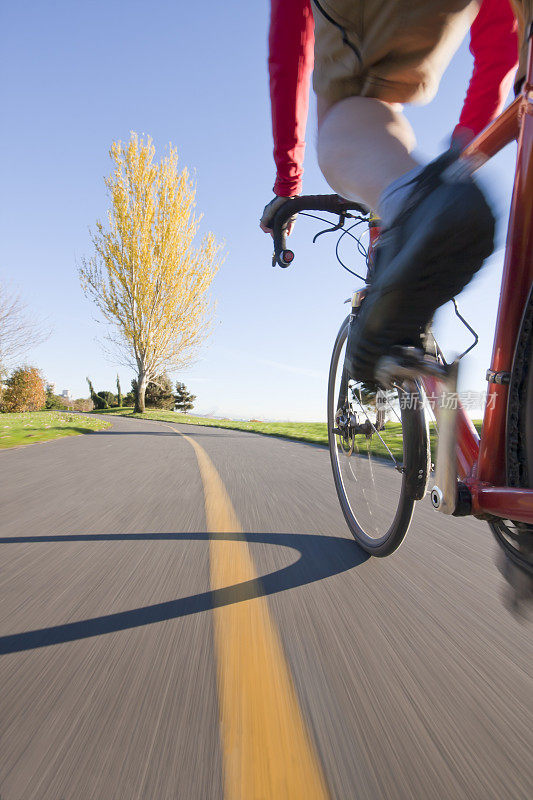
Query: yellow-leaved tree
xmin=80 ymin=133 xmax=223 ymax=412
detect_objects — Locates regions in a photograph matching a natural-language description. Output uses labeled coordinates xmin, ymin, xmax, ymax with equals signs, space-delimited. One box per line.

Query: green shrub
xmin=132 ymin=374 xmax=174 ymax=410
xmin=45 ymin=384 xmax=68 ymax=410
xmin=97 ymin=390 xmax=116 ymax=408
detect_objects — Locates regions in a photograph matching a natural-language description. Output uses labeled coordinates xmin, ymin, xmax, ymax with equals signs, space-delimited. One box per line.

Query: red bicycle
xmin=271 ymin=33 xmax=533 ymax=587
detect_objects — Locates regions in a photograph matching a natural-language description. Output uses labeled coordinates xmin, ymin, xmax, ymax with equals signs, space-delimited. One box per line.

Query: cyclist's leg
xmin=314 ymin=0 xmax=479 ymax=216
xmin=313 ymin=0 xmax=497 ymax=381
xmin=317 ymin=96 xmax=419 ymax=215
xmin=315 ymin=1 xmax=532 ymax=219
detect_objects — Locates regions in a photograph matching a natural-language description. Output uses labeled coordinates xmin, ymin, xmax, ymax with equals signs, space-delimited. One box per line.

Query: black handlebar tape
xmin=271 ymin=194 xmax=369 ymax=268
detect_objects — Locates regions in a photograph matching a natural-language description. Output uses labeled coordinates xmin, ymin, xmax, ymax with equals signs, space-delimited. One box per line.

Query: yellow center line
xmin=167 ymin=424 xmax=330 ymax=800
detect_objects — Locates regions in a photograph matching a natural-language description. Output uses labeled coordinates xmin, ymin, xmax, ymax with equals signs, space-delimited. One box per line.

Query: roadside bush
xmin=45 ymin=384 xmax=68 ymax=410
xmin=132 ymin=374 xmax=174 ymax=410
xmin=45 ymin=394 xmax=68 ymax=409
xmin=1 ymin=365 xmax=46 ymax=412
xmin=97 ymin=390 xmax=116 ymax=407
xmin=86 ymin=377 xmax=108 ymax=409
xmin=71 ymin=398 xmax=94 ymax=412
xmin=93 ymin=394 xmax=108 ymax=409
xmin=45 ymin=394 xmax=68 ymax=411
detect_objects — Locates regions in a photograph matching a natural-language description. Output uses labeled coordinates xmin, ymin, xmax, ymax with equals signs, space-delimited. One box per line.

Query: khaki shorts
xmin=313 ymin=1 xmax=497 ymax=106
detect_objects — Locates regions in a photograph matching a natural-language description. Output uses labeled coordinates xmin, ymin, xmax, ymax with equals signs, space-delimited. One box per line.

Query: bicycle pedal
xmin=376 ymin=347 xmax=447 ymax=387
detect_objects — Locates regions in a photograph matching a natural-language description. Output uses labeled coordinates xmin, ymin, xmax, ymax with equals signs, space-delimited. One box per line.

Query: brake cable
xmin=298 ymin=211 xmax=369 ymax=280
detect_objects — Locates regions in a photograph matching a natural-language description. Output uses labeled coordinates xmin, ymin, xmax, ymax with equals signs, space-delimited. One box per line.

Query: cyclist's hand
xmin=260 ymin=195 xmax=298 ymax=236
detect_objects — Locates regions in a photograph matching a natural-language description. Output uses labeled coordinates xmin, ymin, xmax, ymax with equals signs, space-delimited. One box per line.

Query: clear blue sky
xmin=0 ymin=1 xmax=516 ymax=420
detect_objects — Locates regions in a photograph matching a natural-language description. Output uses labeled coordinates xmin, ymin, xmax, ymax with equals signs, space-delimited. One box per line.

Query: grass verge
xmin=0 ymin=410 xmax=111 ymax=449
xmin=94 ymin=407 xmax=481 ymax=460
xmin=93 ymin=407 xmax=329 ymax=445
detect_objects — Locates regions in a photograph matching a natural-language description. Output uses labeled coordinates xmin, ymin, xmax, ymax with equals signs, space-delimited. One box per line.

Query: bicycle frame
xmin=424 ymin=35 xmax=533 ymax=525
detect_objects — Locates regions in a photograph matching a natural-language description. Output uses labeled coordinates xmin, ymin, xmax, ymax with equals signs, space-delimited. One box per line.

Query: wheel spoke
xmin=351 ymin=390 xmax=400 ymax=467
xmin=327 ymin=318 xmax=421 ymax=553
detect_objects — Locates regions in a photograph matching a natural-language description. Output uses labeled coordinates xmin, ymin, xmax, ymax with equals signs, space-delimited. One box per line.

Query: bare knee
xmin=316 ymin=95 xmax=418 ymax=208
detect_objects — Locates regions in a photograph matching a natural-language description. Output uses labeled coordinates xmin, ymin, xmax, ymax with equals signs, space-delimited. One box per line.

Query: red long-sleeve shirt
xmin=269 ymin=0 xmax=518 ymax=197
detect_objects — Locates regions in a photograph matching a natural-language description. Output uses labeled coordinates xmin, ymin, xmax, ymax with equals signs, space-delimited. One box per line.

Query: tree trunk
xmin=134 ymin=373 xmax=148 ymax=413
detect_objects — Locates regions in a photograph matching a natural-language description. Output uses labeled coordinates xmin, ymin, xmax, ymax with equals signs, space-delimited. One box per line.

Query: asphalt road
xmin=0 ymin=414 xmax=532 ymax=800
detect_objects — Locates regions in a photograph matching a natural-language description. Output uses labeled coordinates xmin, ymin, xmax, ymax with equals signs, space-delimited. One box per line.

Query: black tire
xmin=507 ymin=284 xmax=533 ymax=488
xmin=490 ymin=285 xmax=533 ymax=578
xmin=328 ymin=317 xmax=431 ymax=556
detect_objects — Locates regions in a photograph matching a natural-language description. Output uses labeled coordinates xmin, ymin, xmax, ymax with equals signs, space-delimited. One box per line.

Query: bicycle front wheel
xmin=328 ymin=316 xmax=430 ymax=556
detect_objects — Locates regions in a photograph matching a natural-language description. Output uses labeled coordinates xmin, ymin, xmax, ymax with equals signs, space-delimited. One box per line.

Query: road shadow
xmin=0 ymin=531 xmax=368 ymax=654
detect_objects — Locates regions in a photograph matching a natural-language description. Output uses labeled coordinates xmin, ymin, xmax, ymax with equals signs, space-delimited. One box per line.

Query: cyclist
xmin=260 ymin=0 xmax=522 ymax=381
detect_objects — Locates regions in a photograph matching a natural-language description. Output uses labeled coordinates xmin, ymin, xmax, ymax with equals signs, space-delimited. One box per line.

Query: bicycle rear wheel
xmin=507 ymin=284 xmax=533 ymax=488
xmin=493 ymin=284 xmax=533 ymax=577
xmin=328 ymin=316 xmax=431 ymax=556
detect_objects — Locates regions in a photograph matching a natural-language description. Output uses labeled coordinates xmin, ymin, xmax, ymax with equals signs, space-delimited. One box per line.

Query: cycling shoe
xmin=345 ymin=153 xmax=495 ymax=383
